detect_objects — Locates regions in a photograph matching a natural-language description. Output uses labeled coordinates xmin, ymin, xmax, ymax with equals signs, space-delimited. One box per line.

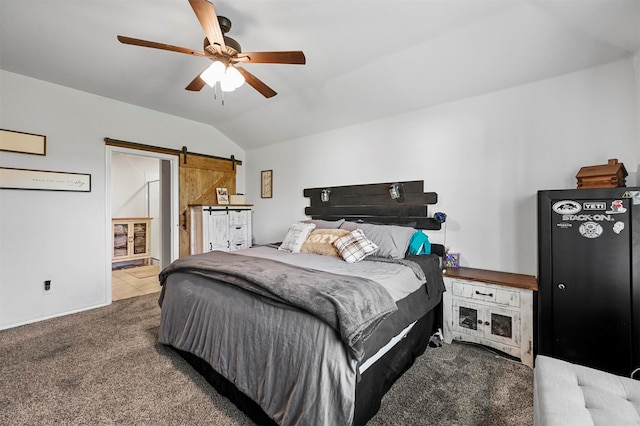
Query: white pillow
xmin=278 ymin=222 xmax=316 ymax=253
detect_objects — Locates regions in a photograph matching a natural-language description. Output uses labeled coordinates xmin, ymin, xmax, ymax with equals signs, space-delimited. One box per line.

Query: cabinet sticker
xmin=606 ymin=200 xmax=626 ymax=214
xmin=583 ymin=202 xmax=606 ymax=211
xmin=613 ymin=221 xmax=625 ymax=235
xmin=621 ymin=191 xmax=640 ymax=205
xmin=579 ymin=222 xmax=603 ymax=239
xmin=552 ymin=200 xmax=581 ymax=215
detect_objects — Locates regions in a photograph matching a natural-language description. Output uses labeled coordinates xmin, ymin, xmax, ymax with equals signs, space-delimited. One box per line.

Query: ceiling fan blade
xmin=188 ymin=0 xmax=226 ymax=52
xmin=236 ymin=66 xmax=277 ymax=98
xmin=235 ymin=51 xmax=306 ymax=65
xmin=185 ymin=67 xmax=208 ymax=91
xmin=117 ymin=35 xmax=207 ymax=57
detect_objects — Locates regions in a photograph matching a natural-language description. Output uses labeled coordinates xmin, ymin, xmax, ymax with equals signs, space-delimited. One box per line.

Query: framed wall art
xmin=261 ymin=170 xmax=272 ymax=198
xmin=216 ymin=187 xmax=229 ymax=204
xmin=0 ymin=129 xmax=46 ymax=155
xmin=0 ymin=167 xmax=91 ymax=192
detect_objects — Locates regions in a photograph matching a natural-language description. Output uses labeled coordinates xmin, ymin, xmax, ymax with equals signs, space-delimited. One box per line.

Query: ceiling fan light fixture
xmin=201 ymin=61 xmax=226 ymax=86
xmin=118 ymin=2 xmax=306 ymax=99
xmin=220 ymin=76 xmax=237 ymax=92
xmin=225 ymin=66 xmax=245 ymax=89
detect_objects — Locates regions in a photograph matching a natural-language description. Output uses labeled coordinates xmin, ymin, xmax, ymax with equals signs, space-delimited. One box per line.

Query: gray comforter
xmin=158 ymin=248 xmax=429 ymax=426
xmin=159 ymin=250 xmax=398 ymax=360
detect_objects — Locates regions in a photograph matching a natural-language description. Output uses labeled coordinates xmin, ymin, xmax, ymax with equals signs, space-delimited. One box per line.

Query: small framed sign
xmin=0 ymin=167 xmax=91 ymax=192
xmin=0 ymin=129 xmax=46 ymax=155
xmin=261 ymin=170 xmax=272 ymax=198
xmin=216 ymin=187 xmax=229 ymax=204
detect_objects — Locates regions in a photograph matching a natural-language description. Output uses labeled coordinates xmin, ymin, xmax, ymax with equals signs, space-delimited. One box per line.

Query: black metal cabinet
xmin=537 ymin=187 xmax=640 ymax=376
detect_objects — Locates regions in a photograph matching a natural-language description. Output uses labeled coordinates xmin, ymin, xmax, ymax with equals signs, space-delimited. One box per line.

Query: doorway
xmin=106 ymin=146 xmax=179 ymax=303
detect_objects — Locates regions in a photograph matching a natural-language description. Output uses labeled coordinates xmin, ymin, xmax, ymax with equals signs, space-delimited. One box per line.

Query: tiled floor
xmin=112 ymin=264 xmax=161 ymax=301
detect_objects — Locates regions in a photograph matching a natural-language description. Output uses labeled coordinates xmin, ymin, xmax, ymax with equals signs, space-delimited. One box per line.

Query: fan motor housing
xmin=203 ymin=15 xmax=241 ymax=56
xmin=218 ymin=16 xmax=232 ymax=34
xmin=203 ymin=15 xmax=240 ymax=56
xmin=204 ymin=36 xmax=241 ymax=56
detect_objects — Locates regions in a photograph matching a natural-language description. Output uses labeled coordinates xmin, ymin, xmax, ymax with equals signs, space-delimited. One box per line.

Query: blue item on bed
xmin=408 ymin=231 xmax=431 ymax=255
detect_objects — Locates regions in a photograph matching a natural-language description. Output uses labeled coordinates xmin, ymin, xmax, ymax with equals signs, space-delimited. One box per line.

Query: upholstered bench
xmin=534 ymin=355 xmax=640 ymax=425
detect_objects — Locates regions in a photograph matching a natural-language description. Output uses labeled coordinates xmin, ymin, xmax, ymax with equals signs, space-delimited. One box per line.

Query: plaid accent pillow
xmin=333 ymin=229 xmax=379 ymax=263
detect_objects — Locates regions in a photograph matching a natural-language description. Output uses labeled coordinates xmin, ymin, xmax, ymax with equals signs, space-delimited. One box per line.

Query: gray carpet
xmin=0 ymin=293 xmax=533 ymax=425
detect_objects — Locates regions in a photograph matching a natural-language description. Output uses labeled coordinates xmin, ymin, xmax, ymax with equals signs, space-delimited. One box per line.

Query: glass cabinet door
xmin=452 ymin=300 xmax=520 ymax=347
xmin=452 ymin=300 xmax=485 ymax=339
xmin=113 ymin=223 xmax=129 ymax=259
xmin=112 ymin=219 xmax=150 ymax=261
xmin=132 ymin=222 xmax=148 ymax=254
xmin=484 ymin=306 xmax=520 ymax=347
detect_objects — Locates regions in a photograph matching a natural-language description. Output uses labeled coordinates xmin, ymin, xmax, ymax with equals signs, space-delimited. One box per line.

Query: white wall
xmin=247 ymin=58 xmax=639 ymax=276
xmin=111 ymin=153 xmax=158 ymax=218
xmin=1 ymin=57 xmax=637 ymax=328
xmin=636 ymin=52 xmax=640 ymax=176
xmin=0 ymin=70 xmax=246 ymax=329
xmin=111 ymin=152 xmax=160 ymax=262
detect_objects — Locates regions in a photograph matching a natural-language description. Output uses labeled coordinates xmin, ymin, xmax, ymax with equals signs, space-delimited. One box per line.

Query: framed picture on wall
xmin=0 ymin=129 xmax=46 ymax=155
xmin=261 ymin=170 xmax=272 ymax=198
xmin=216 ymin=187 xmax=229 ymax=204
xmin=0 ymin=167 xmax=90 ymax=192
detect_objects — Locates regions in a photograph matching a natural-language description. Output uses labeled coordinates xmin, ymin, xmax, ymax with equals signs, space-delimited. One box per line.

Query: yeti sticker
xmin=579 ymin=222 xmax=603 ymax=239
xmin=583 ymin=202 xmax=606 ymax=211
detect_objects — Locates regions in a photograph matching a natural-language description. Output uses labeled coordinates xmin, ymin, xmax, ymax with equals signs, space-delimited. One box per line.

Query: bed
xmin=158 ymin=181 xmax=446 ymax=425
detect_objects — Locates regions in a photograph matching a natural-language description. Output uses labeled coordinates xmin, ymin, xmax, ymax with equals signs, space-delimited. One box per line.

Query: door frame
xmin=105 ymin=145 xmax=180 ymax=304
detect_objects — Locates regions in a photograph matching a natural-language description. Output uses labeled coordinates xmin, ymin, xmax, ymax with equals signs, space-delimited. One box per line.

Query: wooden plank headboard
xmin=304 ymin=180 xmax=444 ymax=256
xmin=304 ymin=180 xmax=441 ymax=229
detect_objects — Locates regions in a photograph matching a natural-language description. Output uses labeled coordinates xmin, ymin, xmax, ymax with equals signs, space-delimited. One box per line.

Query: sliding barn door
xmin=179 ymin=153 xmax=237 ymax=257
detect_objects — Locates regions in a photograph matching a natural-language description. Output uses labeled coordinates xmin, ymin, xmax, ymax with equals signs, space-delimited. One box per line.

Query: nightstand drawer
xmin=230 ymin=225 xmax=247 ymax=241
xmin=230 ymin=241 xmax=249 ymax=250
xmin=230 ymin=225 xmax=248 ymax=251
xmin=229 ymin=210 xmax=249 ymax=226
xmin=451 ymin=280 xmax=520 ymax=308
xmin=494 ymin=287 xmax=520 ymax=308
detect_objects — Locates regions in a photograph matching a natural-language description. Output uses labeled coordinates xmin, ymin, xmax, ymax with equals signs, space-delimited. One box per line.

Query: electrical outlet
xmin=43 ymin=280 xmax=52 ymax=295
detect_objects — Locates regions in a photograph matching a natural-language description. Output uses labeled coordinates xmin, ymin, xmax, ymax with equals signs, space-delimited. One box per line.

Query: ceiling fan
xmin=117 ymin=0 xmax=306 ymax=98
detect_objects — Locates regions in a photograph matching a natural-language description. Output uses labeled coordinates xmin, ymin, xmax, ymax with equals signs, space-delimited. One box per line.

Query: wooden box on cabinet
xmin=112 ymin=217 xmax=151 ymax=265
xmin=442 ymin=267 xmax=538 ymax=368
xmin=576 ymin=158 xmax=627 ymax=189
xmin=190 ymin=205 xmax=252 ymax=254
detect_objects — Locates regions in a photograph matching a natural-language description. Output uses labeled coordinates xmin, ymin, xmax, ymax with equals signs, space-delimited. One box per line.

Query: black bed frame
xmin=174 ymin=180 xmax=444 ymax=425
xmin=176 ymin=309 xmax=436 ymax=426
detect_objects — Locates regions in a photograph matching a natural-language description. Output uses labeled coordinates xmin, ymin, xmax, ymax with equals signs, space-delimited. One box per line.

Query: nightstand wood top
xmin=444 ymin=267 xmax=538 ymax=292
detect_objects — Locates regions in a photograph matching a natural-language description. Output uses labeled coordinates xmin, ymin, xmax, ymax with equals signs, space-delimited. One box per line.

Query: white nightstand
xmin=442 ymin=267 xmax=538 ymax=368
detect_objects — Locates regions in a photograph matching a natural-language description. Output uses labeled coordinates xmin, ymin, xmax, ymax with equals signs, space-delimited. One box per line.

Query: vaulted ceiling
xmin=1 ymin=1 xmax=638 ymax=150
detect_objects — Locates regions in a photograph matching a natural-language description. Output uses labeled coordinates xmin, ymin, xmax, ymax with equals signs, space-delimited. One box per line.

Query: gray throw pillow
xmin=339 ymin=222 xmax=415 ymax=259
xmin=302 ymin=219 xmax=346 ymax=229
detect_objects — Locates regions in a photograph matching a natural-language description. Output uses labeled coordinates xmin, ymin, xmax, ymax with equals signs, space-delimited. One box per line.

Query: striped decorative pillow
xmin=333 ymin=229 xmax=379 ymax=263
